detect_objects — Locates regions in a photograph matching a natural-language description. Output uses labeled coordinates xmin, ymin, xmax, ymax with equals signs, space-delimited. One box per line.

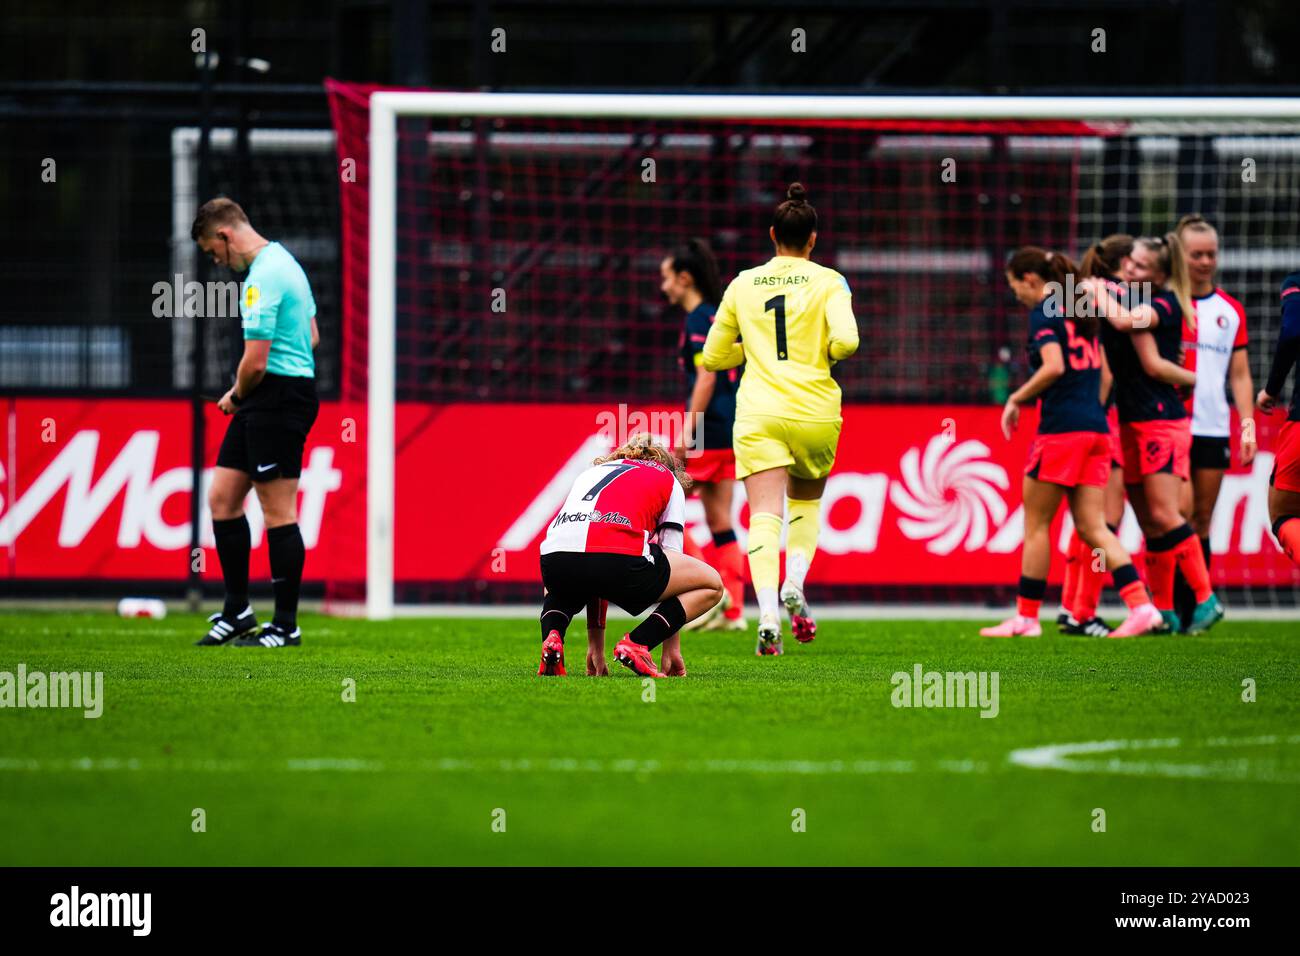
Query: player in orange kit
xmin=661 ymin=239 xmax=747 ymax=633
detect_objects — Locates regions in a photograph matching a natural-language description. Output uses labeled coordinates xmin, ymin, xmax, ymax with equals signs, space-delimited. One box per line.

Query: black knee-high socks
xmin=267 ymin=523 xmax=305 ymax=628
xmin=212 ymin=516 xmax=251 ymax=618
xmin=628 ymin=596 xmax=687 ymax=650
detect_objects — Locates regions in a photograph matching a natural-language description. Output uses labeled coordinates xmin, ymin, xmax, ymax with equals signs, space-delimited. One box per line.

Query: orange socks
xmin=1016 ymin=575 xmax=1046 ymax=619
xmin=685 ymin=529 xmax=747 ymax=618
xmin=1145 ymin=523 xmax=1210 ymax=610
xmin=711 ymin=531 xmax=746 ymax=619
xmin=1118 ymin=580 xmax=1149 ymax=608
xmin=1070 ymin=531 xmax=1107 ymax=621
xmin=1143 ymin=547 xmax=1178 ymax=611
xmin=1061 ymin=533 xmax=1081 ymax=615
xmin=1172 ymin=534 xmax=1213 ymax=603
xmin=1274 ymin=516 xmax=1300 ymax=568
xmin=1112 ymin=562 xmax=1151 ymax=609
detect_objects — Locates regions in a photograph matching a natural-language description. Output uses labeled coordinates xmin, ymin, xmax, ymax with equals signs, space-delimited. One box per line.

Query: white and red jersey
xmin=1183 ymin=287 xmax=1247 ymax=437
xmin=540 ymin=458 xmax=686 ymax=558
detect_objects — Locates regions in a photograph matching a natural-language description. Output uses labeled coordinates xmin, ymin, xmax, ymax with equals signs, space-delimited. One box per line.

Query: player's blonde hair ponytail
xmin=1163 ymin=230 xmax=1196 ymax=334
xmin=594 ymin=433 xmax=693 ymax=491
xmin=1135 ymin=232 xmax=1196 ymax=334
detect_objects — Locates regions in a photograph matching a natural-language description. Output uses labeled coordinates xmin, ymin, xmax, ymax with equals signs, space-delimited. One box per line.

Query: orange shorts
xmin=684 ymin=447 xmax=736 ymax=484
xmin=1107 ymin=406 xmax=1123 ymax=470
xmin=1270 ymin=420 xmax=1300 ymax=494
xmin=1120 ymin=419 xmax=1191 ymax=485
xmin=1025 ymin=431 xmax=1110 ymax=488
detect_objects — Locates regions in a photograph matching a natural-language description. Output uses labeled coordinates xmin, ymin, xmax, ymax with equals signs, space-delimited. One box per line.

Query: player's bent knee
xmin=690 ymin=558 xmax=723 ymax=597
xmin=705 ymin=566 xmax=723 ymax=599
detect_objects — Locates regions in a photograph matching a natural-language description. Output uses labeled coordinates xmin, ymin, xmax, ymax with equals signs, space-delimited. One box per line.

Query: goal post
xmin=367 ymin=101 xmax=398 ymax=620
xmin=360 ymin=91 xmax=1300 ymax=619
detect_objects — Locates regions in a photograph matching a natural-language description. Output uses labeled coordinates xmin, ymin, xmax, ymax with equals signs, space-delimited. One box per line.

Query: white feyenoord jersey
xmin=540 ymin=458 xmax=686 ymax=558
xmin=1184 ymin=288 xmax=1247 ymax=438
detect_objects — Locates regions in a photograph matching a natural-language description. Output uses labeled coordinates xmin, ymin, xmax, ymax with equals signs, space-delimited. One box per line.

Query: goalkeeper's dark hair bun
xmin=773 ymin=182 xmax=817 ymax=250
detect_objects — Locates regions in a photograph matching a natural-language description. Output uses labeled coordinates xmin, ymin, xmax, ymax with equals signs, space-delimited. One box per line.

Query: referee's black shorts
xmin=540 ymin=543 xmax=671 ymax=616
xmin=216 ymin=373 xmax=319 ymax=482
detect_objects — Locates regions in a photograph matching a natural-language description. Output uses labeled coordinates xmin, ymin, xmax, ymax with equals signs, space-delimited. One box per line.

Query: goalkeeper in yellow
xmin=702 ymin=182 xmax=860 ymax=655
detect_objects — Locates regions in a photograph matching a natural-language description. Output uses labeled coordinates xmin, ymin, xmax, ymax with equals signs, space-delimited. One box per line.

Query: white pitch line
xmin=3 ymin=738 xmax=1295 ymax=783
xmin=1007 ymin=734 xmax=1300 ymax=783
xmin=0 ymin=755 xmax=959 ymax=777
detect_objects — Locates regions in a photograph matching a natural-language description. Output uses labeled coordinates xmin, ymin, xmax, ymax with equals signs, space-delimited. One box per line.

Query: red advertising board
xmin=1 ymin=398 xmax=1296 ymax=588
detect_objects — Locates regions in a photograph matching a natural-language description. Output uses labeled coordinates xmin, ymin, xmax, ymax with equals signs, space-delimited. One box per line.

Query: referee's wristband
xmin=230 ymin=391 xmax=243 ymax=407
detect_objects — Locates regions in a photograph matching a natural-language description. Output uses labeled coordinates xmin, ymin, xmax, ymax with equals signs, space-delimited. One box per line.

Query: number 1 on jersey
xmin=765 ymin=294 xmax=788 ymax=361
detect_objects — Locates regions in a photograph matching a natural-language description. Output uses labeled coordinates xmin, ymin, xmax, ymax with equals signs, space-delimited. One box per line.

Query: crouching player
xmin=537 ymin=436 xmax=723 ymax=678
xmin=1258 ymin=271 xmax=1300 ymax=568
xmin=982 ymin=247 xmax=1162 ymax=638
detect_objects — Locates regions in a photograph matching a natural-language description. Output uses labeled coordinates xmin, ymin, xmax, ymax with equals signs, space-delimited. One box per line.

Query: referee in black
xmin=191 ymin=198 xmax=320 ymax=647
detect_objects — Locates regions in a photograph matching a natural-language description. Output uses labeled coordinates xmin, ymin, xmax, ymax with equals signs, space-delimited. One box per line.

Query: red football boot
xmin=614 ymin=636 xmax=666 ymax=678
xmin=781 ymin=582 xmax=816 ymax=644
xmin=538 ymin=629 xmax=566 ymax=676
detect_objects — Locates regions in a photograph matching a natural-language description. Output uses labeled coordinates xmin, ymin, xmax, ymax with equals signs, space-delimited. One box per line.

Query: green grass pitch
xmin=0 ymin=610 xmax=1296 ymax=866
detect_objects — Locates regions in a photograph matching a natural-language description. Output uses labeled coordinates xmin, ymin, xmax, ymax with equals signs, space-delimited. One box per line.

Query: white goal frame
xmin=366 ymin=92 xmax=1300 ymax=619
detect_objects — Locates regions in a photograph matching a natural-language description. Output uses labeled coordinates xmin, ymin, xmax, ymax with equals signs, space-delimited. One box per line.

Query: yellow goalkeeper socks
xmin=747 ymin=511 xmax=783 ymax=619
xmin=785 ymin=497 xmax=822 ymax=590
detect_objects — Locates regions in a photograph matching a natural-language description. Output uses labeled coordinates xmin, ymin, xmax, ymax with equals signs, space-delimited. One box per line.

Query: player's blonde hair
xmin=594 ymin=433 xmax=693 ymax=491
xmin=1175 ymin=212 xmax=1218 ymax=244
xmin=1134 ymin=232 xmax=1196 ymax=334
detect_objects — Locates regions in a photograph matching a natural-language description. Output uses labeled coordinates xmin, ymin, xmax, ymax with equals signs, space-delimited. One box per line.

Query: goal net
xmin=326 ymin=83 xmax=1300 ymax=618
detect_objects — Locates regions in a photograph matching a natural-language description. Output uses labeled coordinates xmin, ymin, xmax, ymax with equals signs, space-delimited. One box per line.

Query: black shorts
xmin=1190 ymin=435 xmax=1231 ymax=471
xmin=539 ymin=543 xmax=672 ymax=616
xmin=216 ymin=373 xmax=319 ymax=481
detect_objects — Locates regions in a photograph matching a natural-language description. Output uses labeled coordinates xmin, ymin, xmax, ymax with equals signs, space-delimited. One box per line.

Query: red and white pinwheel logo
xmin=890 ymin=435 xmax=1010 ymax=554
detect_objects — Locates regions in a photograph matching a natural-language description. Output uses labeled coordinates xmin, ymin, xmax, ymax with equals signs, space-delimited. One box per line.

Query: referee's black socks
xmin=213 ymin=515 xmax=251 ymax=619
xmin=267 ymin=523 xmax=306 ymax=629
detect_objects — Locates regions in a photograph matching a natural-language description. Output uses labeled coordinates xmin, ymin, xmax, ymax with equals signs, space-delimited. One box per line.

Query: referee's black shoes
xmin=232 ymin=622 xmax=302 ymax=648
xmin=196 ymin=606 xmax=258 ymax=646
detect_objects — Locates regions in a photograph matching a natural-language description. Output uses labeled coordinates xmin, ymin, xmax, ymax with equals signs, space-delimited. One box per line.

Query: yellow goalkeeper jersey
xmin=703 ymin=255 xmax=859 ymax=422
